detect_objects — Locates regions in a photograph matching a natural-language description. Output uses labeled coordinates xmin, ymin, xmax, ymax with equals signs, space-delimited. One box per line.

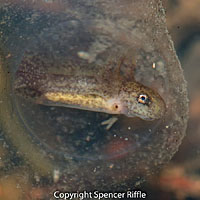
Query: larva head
xmin=119 ymin=82 xmax=166 ymax=120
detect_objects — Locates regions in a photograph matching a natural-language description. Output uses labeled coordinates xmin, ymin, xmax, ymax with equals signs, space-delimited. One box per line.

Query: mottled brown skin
xmin=14 ymin=55 xmax=166 ymax=120
xmin=119 ymin=81 xmax=166 ymax=120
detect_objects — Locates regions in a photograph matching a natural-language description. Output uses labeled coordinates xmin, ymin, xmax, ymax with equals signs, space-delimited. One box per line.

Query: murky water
xmin=0 ymin=0 xmax=188 ymax=198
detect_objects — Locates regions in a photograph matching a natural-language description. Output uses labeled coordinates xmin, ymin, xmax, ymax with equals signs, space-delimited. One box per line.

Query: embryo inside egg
xmin=14 ymin=39 xmax=170 ymax=189
xmin=6 ymin=0 xmax=188 ymax=191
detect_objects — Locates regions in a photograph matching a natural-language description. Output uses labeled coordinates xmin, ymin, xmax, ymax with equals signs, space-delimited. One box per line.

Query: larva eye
xmin=137 ymin=94 xmax=150 ymax=105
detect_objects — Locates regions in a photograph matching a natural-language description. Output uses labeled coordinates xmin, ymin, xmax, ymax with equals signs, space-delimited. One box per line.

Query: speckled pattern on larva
xmin=14 ymin=55 xmax=166 ymax=120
